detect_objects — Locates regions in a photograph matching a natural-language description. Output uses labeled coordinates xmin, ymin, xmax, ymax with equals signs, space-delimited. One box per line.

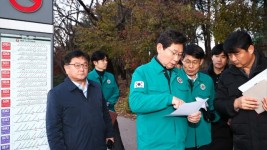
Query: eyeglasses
xmin=68 ymin=63 xmax=89 ymax=69
xmin=182 ymin=60 xmax=200 ymax=66
xmin=167 ymin=48 xmax=183 ymax=57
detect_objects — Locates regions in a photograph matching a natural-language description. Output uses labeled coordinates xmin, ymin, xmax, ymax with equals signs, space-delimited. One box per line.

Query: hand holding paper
xmin=172 ymin=96 xmax=185 ymax=109
xmin=187 ymin=111 xmax=201 ymax=123
xmin=238 ymin=69 xmax=267 ymax=114
xmin=168 ymin=97 xmax=208 ymax=116
xmin=241 ymin=80 xmax=267 ymax=114
xmin=263 ymin=97 xmax=267 ymax=111
xmin=234 ymin=96 xmax=259 ymax=111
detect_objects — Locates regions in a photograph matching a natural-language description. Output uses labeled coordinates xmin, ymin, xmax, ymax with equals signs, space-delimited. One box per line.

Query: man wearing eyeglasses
xmin=46 ymin=50 xmax=114 ymax=150
xmin=129 ymin=30 xmax=201 ymax=150
xmin=176 ymin=44 xmax=219 ymax=150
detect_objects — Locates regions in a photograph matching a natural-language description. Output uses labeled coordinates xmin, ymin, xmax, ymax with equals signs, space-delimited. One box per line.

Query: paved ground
xmin=117 ymin=116 xmax=137 ymax=150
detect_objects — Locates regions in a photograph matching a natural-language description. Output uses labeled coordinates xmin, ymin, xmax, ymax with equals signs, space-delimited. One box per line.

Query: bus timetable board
xmin=0 ymin=33 xmax=51 ymax=150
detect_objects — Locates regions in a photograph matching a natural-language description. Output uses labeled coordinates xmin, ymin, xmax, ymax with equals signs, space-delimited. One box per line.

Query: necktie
xmin=188 ymin=79 xmax=194 ymax=92
xmin=163 ymin=69 xmax=172 ymax=92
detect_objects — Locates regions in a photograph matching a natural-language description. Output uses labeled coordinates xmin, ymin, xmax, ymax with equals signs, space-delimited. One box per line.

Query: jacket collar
xmin=254 ymin=50 xmax=267 ymax=73
xmin=64 ymin=77 xmax=94 ymax=92
xmin=180 ymin=69 xmax=206 ymax=84
xmin=151 ymin=56 xmax=179 ymax=74
xmin=90 ymin=68 xmax=109 ymax=79
xmin=90 ymin=68 xmax=100 ymax=79
xmin=151 ymin=57 xmax=166 ymax=74
xmin=207 ymin=63 xmax=229 ymax=76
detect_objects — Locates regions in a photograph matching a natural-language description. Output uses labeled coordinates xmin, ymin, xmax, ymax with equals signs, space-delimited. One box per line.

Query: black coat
xmin=46 ymin=77 xmax=114 ymax=150
xmin=214 ymin=50 xmax=267 ymax=150
xmin=202 ymin=64 xmax=233 ymax=150
xmin=202 ymin=63 xmax=229 ymax=91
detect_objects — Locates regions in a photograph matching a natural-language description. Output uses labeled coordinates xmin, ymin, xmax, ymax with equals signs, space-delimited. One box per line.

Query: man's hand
xmin=172 ymin=96 xmax=184 ymax=109
xmin=187 ymin=111 xmax=201 ymax=123
xmin=262 ymin=97 xmax=267 ymax=111
xmin=234 ymin=96 xmax=258 ymax=110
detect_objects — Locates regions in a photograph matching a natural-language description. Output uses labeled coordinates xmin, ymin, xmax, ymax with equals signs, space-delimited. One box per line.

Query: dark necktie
xmin=163 ymin=69 xmax=172 ymax=92
xmin=188 ymin=79 xmax=194 ymax=92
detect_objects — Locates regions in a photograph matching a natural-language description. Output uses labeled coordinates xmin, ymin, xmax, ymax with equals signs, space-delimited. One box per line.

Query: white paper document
xmin=196 ymin=97 xmax=209 ymax=110
xmin=238 ymin=68 xmax=267 ymax=92
xmin=168 ymin=98 xmax=207 ymax=116
xmin=238 ymin=68 xmax=267 ymax=114
xmin=242 ymin=79 xmax=267 ymax=114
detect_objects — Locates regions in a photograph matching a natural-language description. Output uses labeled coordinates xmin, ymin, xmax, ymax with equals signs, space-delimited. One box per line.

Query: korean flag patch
xmin=134 ymin=81 xmax=144 ymax=88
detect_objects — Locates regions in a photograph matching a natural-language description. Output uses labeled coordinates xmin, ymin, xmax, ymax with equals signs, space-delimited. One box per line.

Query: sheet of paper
xmin=168 ymin=98 xmax=207 ymax=116
xmin=196 ymin=97 xmax=209 ymax=110
xmin=242 ymin=79 xmax=267 ymax=114
xmin=239 ymin=68 xmax=267 ymax=92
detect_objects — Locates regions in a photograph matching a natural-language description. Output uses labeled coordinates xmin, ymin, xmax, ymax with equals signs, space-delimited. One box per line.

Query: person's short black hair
xmin=91 ymin=50 xmax=108 ymax=62
xmin=211 ymin=43 xmax=228 ymax=58
xmin=223 ymin=30 xmax=253 ymax=53
xmin=183 ymin=44 xmax=205 ymax=59
xmin=63 ymin=50 xmax=90 ymax=64
xmin=157 ymin=30 xmax=187 ymax=49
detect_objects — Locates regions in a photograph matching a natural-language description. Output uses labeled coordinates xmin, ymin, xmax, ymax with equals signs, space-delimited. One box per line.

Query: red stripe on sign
xmin=2 ymin=52 xmax=11 ymax=59
xmin=1 ymin=90 xmax=10 ymax=97
xmin=1 ymin=42 xmax=11 ymax=50
xmin=1 ymin=80 xmax=10 ymax=88
xmin=1 ymin=70 xmax=10 ymax=78
xmin=1 ymin=99 xmax=11 ymax=107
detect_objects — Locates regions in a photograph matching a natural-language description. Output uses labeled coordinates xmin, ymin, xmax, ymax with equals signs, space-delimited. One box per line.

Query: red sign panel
xmin=1 ymin=42 xmax=11 ymax=50
xmin=1 ymin=52 xmax=11 ymax=59
xmin=1 ymin=80 xmax=10 ymax=88
xmin=1 ymin=90 xmax=10 ymax=98
xmin=1 ymin=99 xmax=11 ymax=107
xmin=1 ymin=70 xmax=10 ymax=78
xmin=1 ymin=61 xmax=11 ymax=69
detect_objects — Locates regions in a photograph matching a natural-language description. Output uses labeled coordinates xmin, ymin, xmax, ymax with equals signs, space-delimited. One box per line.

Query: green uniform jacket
xmin=129 ymin=57 xmax=188 ymax=150
xmin=176 ymin=69 xmax=219 ymax=148
xmin=88 ymin=69 xmax=120 ymax=111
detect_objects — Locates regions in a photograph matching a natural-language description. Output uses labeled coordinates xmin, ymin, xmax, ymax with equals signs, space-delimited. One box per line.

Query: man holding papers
xmin=214 ymin=30 xmax=267 ymax=150
xmin=176 ymin=44 xmax=219 ymax=150
xmin=129 ymin=30 xmax=201 ymax=150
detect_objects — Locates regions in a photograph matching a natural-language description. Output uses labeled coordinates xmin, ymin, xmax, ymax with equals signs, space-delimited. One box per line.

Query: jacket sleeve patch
xmin=134 ymin=81 xmax=144 ymax=88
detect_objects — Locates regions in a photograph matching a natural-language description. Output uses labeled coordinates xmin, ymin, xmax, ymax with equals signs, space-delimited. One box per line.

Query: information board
xmin=0 ymin=33 xmax=51 ymax=150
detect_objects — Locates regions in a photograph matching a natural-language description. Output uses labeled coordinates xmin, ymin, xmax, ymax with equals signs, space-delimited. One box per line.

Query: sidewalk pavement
xmin=117 ymin=116 xmax=137 ymax=150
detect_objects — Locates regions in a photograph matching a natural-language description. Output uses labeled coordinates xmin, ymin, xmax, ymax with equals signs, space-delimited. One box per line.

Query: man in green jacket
xmin=129 ymin=30 xmax=201 ymax=150
xmin=88 ymin=50 xmax=124 ymax=150
xmin=177 ymin=44 xmax=219 ymax=150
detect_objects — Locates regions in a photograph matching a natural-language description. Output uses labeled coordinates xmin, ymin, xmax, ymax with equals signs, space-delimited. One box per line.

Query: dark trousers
xmin=113 ymin=120 xmax=125 ymax=150
xmin=185 ymin=144 xmax=210 ymax=150
xmin=208 ymin=119 xmax=233 ymax=150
